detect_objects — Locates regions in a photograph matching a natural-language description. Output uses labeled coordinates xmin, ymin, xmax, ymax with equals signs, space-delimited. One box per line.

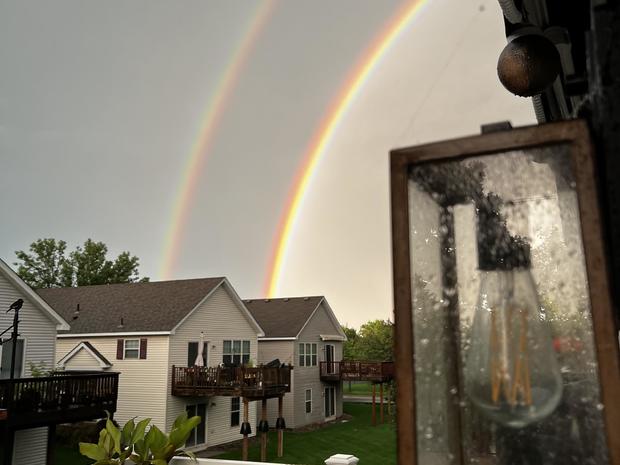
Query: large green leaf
xmin=121 ymin=418 xmax=135 ymax=446
xmin=172 ymin=410 xmax=188 ymax=430
xmin=79 ymin=443 xmax=108 ymax=461
xmin=145 ymin=425 xmax=168 ymax=454
xmin=106 ymin=418 xmax=122 ymax=454
xmin=168 ymin=415 xmax=201 ymax=449
xmin=131 ymin=418 xmax=151 ymax=444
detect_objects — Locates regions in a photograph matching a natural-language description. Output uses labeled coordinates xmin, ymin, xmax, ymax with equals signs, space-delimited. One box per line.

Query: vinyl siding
xmin=63 ymin=347 xmax=106 ymax=371
xmin=256 ymin=340 xmax=295 ymax=427
xmin=0 ymin=273 xmax=58 ymax=465
xmin=294 ymin=302 xmax=344 ymax=427
xmin=167 ymin=284 xmax=259 ymax=447
xmin=56 ymin=335 xmax=170 ymax=429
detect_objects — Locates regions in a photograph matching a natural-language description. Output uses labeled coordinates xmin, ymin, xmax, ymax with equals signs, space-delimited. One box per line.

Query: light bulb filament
xmin=489 ymin=308 xmax=532 ymax=407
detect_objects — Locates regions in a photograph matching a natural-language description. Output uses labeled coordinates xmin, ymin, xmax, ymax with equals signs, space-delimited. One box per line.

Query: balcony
xmin=0 ymin=372 xmax=119 ymax=429
xmin=171 ymin=365 xmax=292 ymax=400
xmin=320 ymin=361 xmax=394 ymax=383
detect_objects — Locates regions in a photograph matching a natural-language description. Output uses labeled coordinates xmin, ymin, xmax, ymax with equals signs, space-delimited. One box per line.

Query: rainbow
xmin=159 ymin=0 xmax=276 ymax=280
xmin=265 ymin=0 xmax=429 ymax=296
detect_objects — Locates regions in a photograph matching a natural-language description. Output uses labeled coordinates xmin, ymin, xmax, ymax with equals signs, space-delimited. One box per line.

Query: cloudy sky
xmin=0 ymin=0 xmax=535 ymax=328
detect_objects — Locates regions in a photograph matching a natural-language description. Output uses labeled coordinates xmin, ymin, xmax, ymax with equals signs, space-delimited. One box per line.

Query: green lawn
xmin=343 ymin=381 xmax=373 ymax=396
xmin=215 ymin=403 xmax=396 ymax=465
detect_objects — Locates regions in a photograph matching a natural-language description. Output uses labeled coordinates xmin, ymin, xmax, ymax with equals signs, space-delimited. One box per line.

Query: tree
xmin=342 ymin=325 xmax=359 ymax=359
xmin=15 ymin=238 xmax=149 ymax=288
xmin=356 ymin=319 xmax=394 ymax=361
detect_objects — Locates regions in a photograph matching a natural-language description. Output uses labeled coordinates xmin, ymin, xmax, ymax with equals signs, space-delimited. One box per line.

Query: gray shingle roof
xmin=244 ymin=296 xmax=323 ymax=338
xmin=36 ymin=278 xmax=224 ymax=334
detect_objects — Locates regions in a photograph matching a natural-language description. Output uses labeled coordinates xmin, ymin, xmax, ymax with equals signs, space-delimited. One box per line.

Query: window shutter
xmin=116 ymin=339 xmax=124 ymax=360
xmin=139 ymin=338 xmax=148 ymax=359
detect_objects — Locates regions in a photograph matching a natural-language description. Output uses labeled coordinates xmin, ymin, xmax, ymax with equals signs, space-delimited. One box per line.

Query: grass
xmin=343 ymin=381 xmax=373 ymax=396
xmin=215 ymin=403 xmax=396 ymax=465
xmin=54 ymin=444 xmax=90 ymax=465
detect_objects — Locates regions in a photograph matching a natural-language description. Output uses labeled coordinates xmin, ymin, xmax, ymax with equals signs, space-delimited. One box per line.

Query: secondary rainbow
xmin=160 ymin=0 xmax=276 ymax=280
xmin=265 ymin=0 xmax=429 ymax=296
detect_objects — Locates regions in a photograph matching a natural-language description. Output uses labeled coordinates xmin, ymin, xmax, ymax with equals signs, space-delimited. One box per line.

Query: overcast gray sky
xmin=0 ymin=0 xmax=535 ymax=328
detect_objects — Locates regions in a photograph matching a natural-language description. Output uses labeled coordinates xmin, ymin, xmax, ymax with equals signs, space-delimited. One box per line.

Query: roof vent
xmin=283 ymin=298 xmax=289 ymax=302
xmin=117 ymin=317 xmax=124 ymax=329
xmin=72 ymin=303 xmax=80 ymax=320
xmin=264 ymin=299 xmax=270 ymax=303
xmin=304 ymin=297 xmax=309 ymax=301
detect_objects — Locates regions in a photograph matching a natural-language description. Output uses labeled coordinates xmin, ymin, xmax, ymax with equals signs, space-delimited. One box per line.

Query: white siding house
xmin=0 ymin=259 xmax=70 ymax=465
xmin=245 ymin=297 xmax=346 ymax=429
xmin=45 ymin=277 xmax=265 ymax=451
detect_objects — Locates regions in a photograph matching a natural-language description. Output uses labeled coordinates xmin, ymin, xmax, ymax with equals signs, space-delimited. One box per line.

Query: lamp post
xmin=0 ymin=299 xmax=23 ymax=380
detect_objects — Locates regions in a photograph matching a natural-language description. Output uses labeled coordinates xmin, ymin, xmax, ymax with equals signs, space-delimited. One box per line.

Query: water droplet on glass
xmin=420 ymin=338 xmax=429 ymax=346
xmin=424 ymin=427 xmax=434 ymax=439
xmin=596 ymin=403 xmax=604 ymax=411
xmin=450 ymin=387 xmax=458 ymax=395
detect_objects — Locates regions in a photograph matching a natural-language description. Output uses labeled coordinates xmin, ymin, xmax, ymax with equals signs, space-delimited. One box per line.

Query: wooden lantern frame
xmin=390 ymin=119 xmax=620 ymax=465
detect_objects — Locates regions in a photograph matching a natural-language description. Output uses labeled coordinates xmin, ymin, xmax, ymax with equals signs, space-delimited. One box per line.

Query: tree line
xmin=14 ymin=238 xmax=148 ymax=288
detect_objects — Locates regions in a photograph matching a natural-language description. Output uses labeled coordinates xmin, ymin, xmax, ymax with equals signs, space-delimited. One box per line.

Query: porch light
xmin=390 ymin=120 xmax=620 ymax=465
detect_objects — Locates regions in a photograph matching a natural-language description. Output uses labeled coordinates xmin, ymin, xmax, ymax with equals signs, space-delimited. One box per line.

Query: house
xmin=39 ymin=277 xmax=270 ymax=451
xmin=0 ymin=259 xmax=118 ymax=465
xmin=244 ymin=296 xmax=347 ymax=429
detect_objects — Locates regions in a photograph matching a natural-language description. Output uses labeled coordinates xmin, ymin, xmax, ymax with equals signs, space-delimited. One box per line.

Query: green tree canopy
xmin=15 ymin=238 xmax=149 ymax=288
xmin=346 ymin=319 xmax=393 ymax=362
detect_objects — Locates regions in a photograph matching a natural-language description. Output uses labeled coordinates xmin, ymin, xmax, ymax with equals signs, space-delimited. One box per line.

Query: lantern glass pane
xmin=408 ymin=145 xmax=610 ymax=465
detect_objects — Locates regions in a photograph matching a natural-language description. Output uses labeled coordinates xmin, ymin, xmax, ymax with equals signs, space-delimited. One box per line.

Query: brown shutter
xmin=116 ymin=339 xmax=124 ymax=360
xmin=140 ymin=338 xmax=148 ymax=359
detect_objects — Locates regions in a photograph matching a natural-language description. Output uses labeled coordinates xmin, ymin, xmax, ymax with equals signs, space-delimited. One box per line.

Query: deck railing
xmin=0 ymin=372 xmax=119 ymax=427
xmin=320 ymin=361 xmax=394 ymax=382
xmin=171 ymin=365 xmax=292 ymax=398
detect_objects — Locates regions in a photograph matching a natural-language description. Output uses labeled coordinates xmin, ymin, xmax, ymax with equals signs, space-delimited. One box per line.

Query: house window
xmin=231 ymin=397 xmax=240 ymax=427
xmin=299 ymin=343 xmax=317 ymax=367
xmin=186 ymin=403 xmax=207 ymax=446
xmin=305 ymin=389 xmax=312 ymax=413
xmin=0 ymin=339 xmax=24 ymax=379
xmin=223 ymin=340 xmax=250 ymax=365
xmin=124 ymin=339 xmax=140 ymax=359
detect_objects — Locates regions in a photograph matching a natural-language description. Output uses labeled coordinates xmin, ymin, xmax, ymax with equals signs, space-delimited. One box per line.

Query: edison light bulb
xmin=465 ymin=268 xmax=563 ymax=428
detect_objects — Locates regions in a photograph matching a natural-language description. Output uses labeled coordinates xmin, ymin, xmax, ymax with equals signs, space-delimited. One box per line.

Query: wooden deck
xmin=320 ymin=361 xmax=394 ymax=383
xmin=0 ymin=372 xmax=119 ymax=429
xmin=171 ymin=365 xmax=292 ymax=400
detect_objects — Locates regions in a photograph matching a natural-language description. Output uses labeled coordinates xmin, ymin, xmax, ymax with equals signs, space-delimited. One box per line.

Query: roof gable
xmin=36 ymin=278 xmax=224 ymax=334
xmin=245 ymin=296 xmax=345 ymax=339
xmin=58 ymin=341 xmax=112 ymax=369
xmin=0 ymin=259 xmax=70 ymax=330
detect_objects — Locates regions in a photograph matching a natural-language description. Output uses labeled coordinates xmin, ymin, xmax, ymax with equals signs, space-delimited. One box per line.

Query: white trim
xmin=320 ymin=334 xmax=346 ymax=342
xmin=0 ymin=259 xmax=70 ymax=331
xmin=57 ymin=341 xmax=112 ymax=369
xmin=123 ymin=338 xmax=140 ymax=359
xmin=171 ymin=278 xmax=265 ymax=337
xmin=258 ymin=337 xmax=296 ymax=341
xmin=58 ymin=331 xmax=170 ymax=338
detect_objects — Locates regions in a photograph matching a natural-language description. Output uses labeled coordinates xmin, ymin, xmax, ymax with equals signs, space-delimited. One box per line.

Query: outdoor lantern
xmin=390 ymin=120 xmax=620 ymax=465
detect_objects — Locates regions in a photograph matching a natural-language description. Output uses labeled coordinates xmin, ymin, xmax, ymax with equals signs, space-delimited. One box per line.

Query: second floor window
xmin=223 ymin=340 xmax=250 ymax=365
xmin=299 ymin=343 xmax=317 ymax=367
xmin=124 ymin=339 xmax=140 ymax=359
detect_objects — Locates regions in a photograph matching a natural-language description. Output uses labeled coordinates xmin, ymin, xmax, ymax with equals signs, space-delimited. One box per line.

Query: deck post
xmin=277 ymin=395 xmax=284 ymax=457
xmin=242 ymin=398 xmax=249 ymax=461
xmin=371 ymin=383 xmax=376 ymax=426
xmin=260 ymin=398 xmax=268 ymax=462
xmin=380 ymin=383 xmax=384 ymax=424
xmin=1 ymin=428 xmax=14 ymax=465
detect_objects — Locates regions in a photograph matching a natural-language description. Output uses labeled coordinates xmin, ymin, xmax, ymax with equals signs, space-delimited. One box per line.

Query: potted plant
xmin=79 ymin=412 xmax=200 ymax=464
